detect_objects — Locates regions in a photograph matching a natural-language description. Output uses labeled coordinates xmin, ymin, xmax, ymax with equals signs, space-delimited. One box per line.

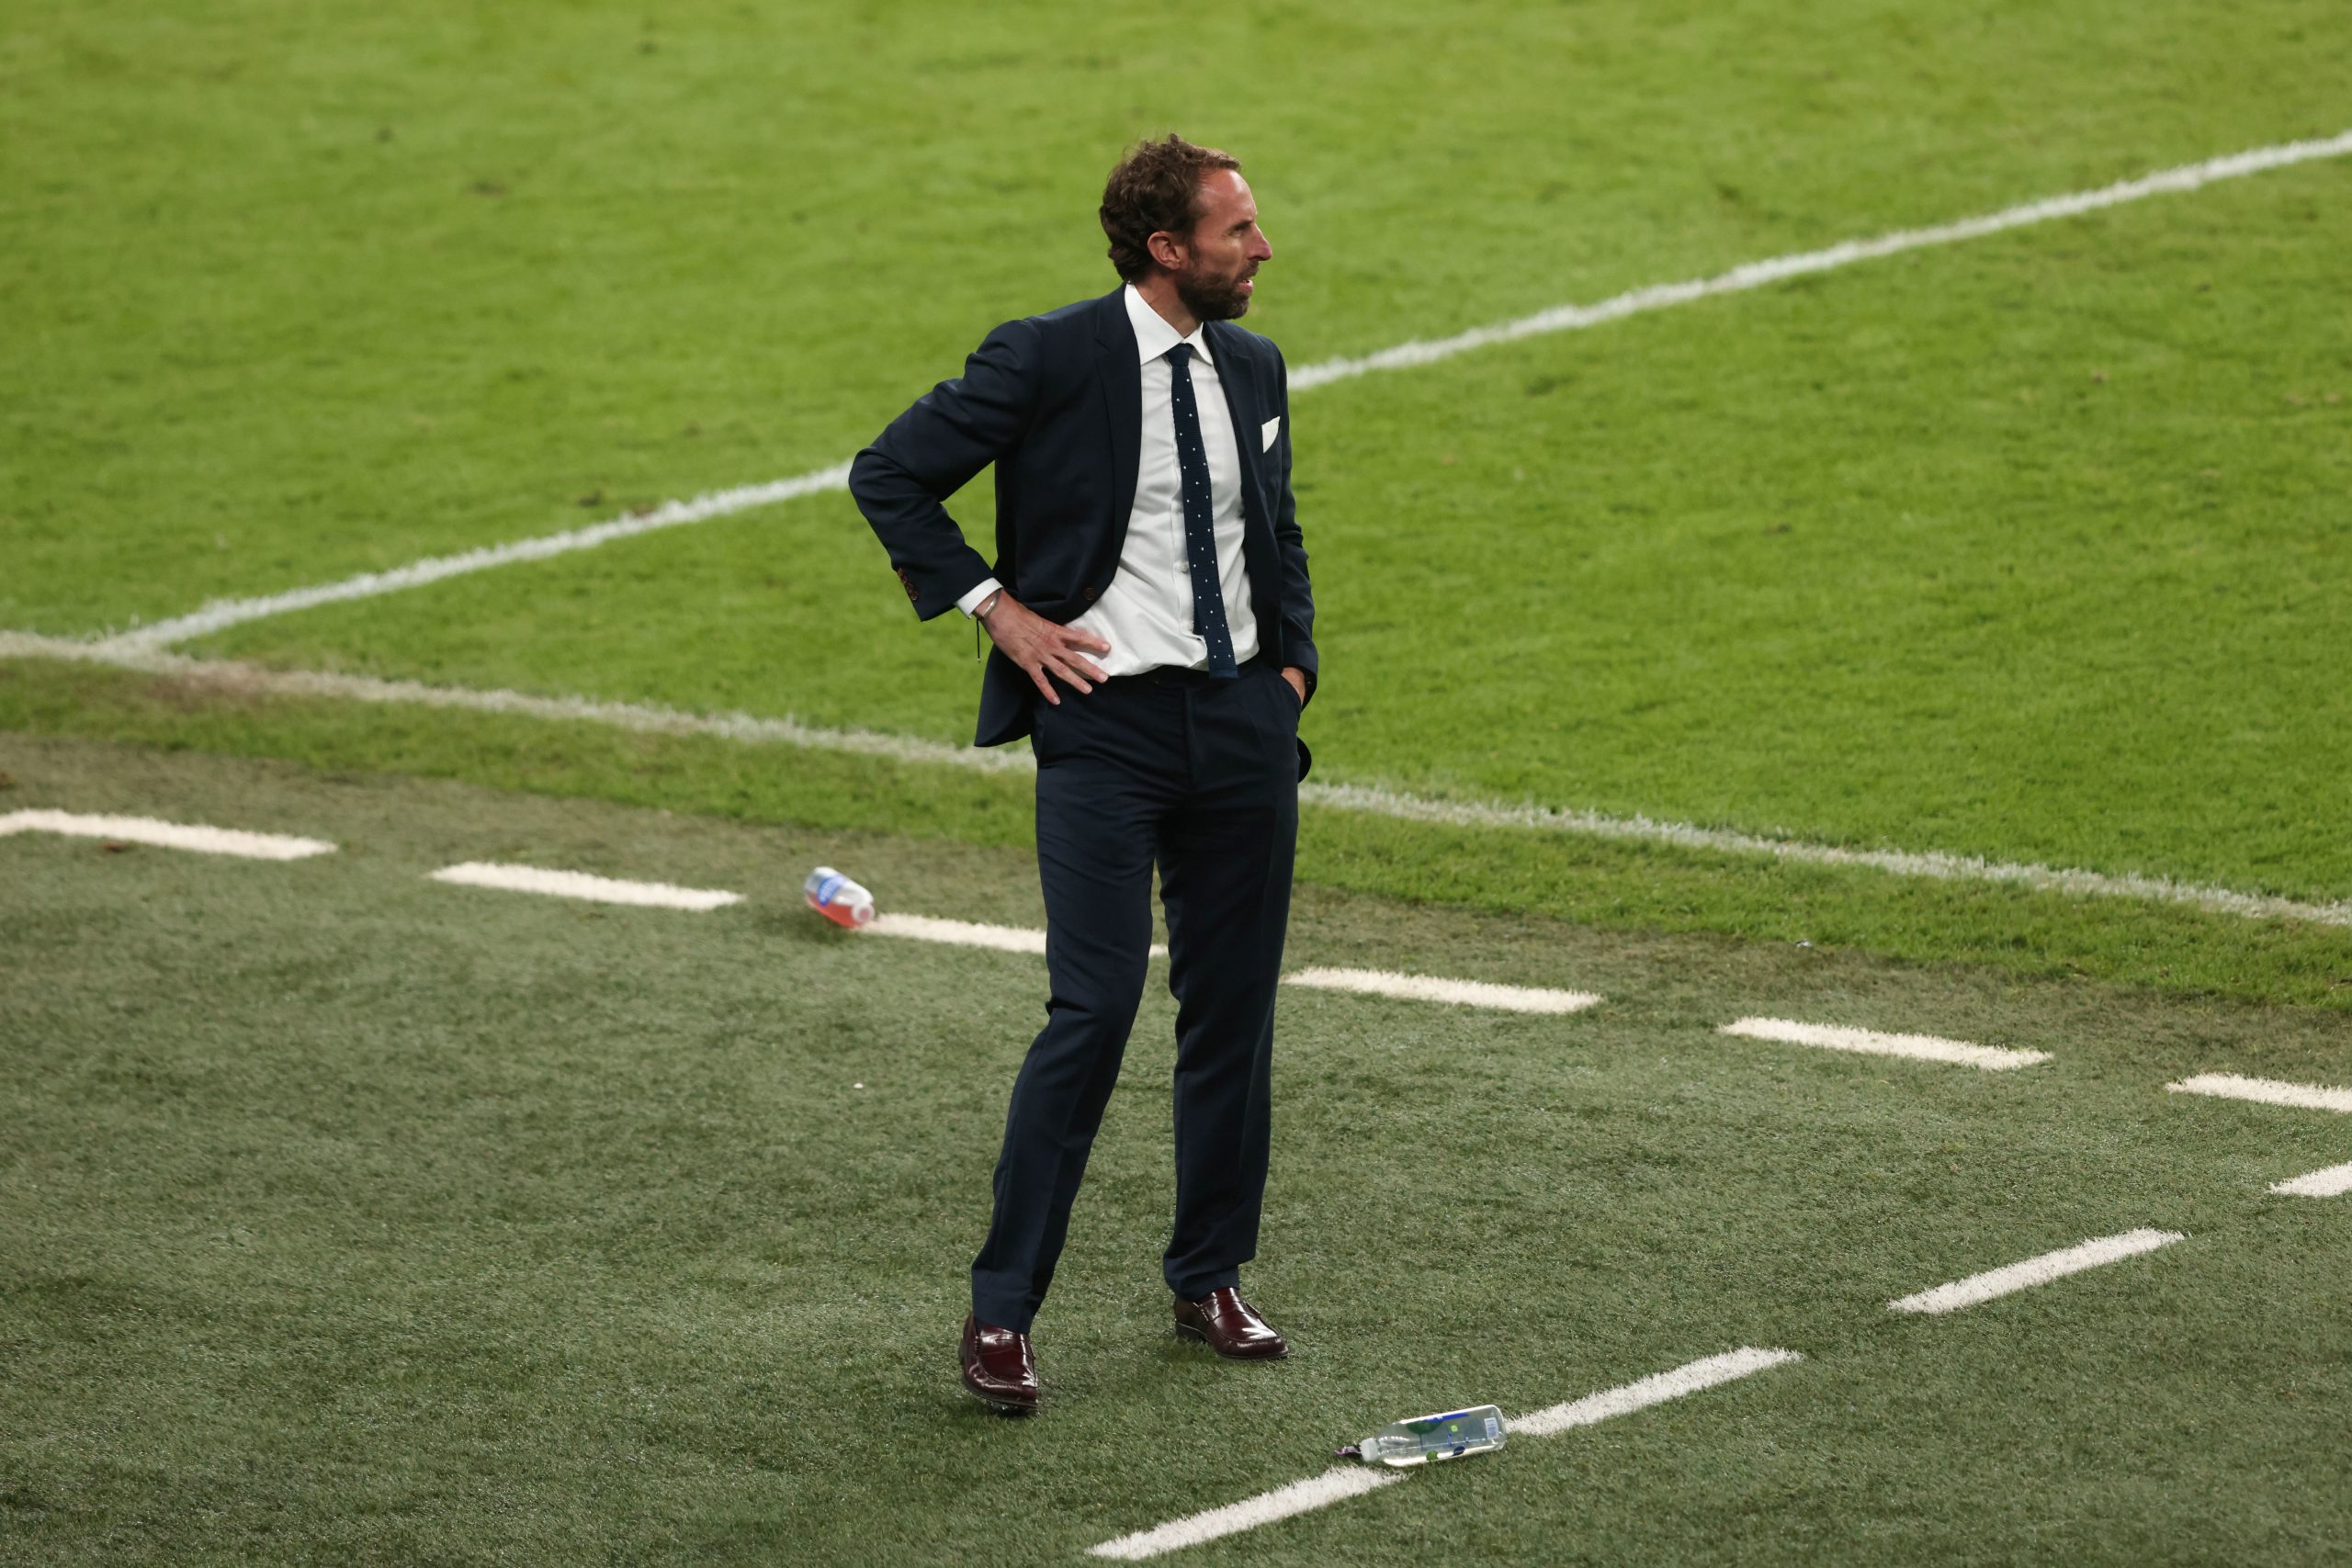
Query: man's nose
xmin=1252 ymin=228 xmax=1272 ymax=261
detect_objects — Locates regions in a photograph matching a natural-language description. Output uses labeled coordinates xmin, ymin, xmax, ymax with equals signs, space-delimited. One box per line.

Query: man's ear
xmin=1146 ymin=230 xmax=1186 ymax=271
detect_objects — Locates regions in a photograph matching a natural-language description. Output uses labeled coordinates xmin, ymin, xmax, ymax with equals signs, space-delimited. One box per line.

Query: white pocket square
xmin=1261 ymin=416 xmax=1282 ymax=452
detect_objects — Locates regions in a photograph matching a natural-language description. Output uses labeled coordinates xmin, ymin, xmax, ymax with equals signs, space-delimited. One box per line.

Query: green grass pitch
xmin=4 ymin=0 xmax=2351 ymax=1561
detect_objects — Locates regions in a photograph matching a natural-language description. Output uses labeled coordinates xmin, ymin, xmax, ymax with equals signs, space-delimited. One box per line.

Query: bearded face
xmin=1174 ymin=257 xmax=1258 ymax=321
xmin=1165 ymin=169 xmax=1269 ymax=322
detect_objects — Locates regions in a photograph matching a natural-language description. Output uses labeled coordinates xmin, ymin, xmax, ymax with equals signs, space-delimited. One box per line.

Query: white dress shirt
xmin=956 ymin=284 xmax=1258 ymax=675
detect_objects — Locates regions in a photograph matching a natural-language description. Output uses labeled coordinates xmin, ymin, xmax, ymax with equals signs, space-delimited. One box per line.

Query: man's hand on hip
xmin=980 ymin=593 xmax=1112 ymax=705
xmin=1280 ymin=667 xmax=1307 ymax=706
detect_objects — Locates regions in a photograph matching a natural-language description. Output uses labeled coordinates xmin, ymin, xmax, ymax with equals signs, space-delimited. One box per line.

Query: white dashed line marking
xmin=2270 ymin=1162 xmax=2352 ymax=1199
xmin=1889 ymin=1228 xmax=2185 ymax=1315
xmin=1088 ymin=1348 xmax=1800 ymax=1559
xmin=1719 ymin=1017 xmax=2050 ymax=1071
xmin=865 ymin=912 xmax=1167 ymax=959
xmin=0 ymin=809 xmax=334 ymax=861
xmin=2166 ymin=1073 xmax=2352 ymax=1115
xmin=1284 ymin=967 xmax=1600 ymax=1014
xmin=427 ymin=862 xmax=742 ymax=910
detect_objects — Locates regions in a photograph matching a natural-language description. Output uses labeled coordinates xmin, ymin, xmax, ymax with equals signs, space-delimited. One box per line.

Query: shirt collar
xmin=1123 ymin=283 xmax=1213 ymax=367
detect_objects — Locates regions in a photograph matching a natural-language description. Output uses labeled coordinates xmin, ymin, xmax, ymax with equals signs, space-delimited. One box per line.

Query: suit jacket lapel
xmin=1094 ymin=290 xmax=1141 ymax=529
xmin=1206 ymin=321 xmax=1268 ymax=531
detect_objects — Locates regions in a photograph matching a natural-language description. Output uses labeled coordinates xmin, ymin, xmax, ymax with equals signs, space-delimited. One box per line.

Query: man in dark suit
xmin=850 ymin=135 xmax=1317 ymax=1414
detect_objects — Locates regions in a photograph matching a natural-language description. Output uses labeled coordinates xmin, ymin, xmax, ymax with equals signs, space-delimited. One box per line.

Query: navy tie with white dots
xmin=1164 ymin=342 xmax=1239 ymax=678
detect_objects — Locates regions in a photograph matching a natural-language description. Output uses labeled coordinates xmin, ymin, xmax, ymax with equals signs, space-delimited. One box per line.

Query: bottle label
xmin=813 ymin=873 xmax=845 ymax=906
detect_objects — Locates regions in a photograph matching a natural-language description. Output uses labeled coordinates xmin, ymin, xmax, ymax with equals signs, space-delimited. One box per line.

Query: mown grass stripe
xmin=0 ymin=808 xmax=334 ymax=861
xmin=1888 ymin=1228 xmax=2186 ymax=1315
xmin=2167 ymin=1073 xmax=2352 ymax=1115
xmin=1719 ymin=1017 xmax=2050 ymax=1071
xmin=8 ymin=630 xmax=2347 ymax=931
xmin=1285 ymin=966 xmax=1600 ymax=1014
xmin=90 ymin=129 xmax=2352 ymax=651
xmin=427 ymin=862 xmax=742 ymax=911
xmin=1087 ymin=1347 xmax=1801 ymax=1559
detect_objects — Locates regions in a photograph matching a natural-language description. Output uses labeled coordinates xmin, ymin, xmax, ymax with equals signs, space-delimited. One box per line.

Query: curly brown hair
xmin=1100 ymin=134 xmax=1242 ymax=282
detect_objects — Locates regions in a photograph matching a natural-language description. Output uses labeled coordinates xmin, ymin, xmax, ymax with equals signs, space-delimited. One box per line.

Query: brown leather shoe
xmin=960 ymin=1314 xmax=1038 ymax=1414
xmin=1172 ymin=1288 xmax=1290 ymax=1360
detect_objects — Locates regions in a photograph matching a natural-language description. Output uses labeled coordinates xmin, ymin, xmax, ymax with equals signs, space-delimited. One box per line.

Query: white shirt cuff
xmin=956 ymin=576 xmax=1003 ymax=618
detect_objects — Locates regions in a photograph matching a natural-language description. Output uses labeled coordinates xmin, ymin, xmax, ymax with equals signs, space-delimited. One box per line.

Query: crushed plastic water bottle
xmin=804 ymin=866 xmax=876 ymax=929
xmin=1337 ymin=1405 xmax=1506 ymax=1467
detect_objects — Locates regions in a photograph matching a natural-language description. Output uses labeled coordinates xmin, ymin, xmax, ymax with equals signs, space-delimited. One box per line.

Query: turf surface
xmin=184 ymin=159 xmax=2352 ymax=905
xmin=7 ymin=1 xmax=2352 ymax=1559
xmin=7 ymin=655 xmax=2349 ymax=1009
xmin=5 ymin=736 xmax=2351 ymax=1563
xmin=9 ymin=0 xmax=2346 ymax=631
xmin=8 ymin=0 xmax=2348 ymax=931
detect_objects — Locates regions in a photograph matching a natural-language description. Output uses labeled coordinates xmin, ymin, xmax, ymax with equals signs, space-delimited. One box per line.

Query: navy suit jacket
xmin=850 ymin=288 xmax=1317 ymax=765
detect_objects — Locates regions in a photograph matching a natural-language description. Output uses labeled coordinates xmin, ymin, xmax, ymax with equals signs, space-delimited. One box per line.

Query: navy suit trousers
xmin=969 ymin=658 xmax=1301 ymax=1333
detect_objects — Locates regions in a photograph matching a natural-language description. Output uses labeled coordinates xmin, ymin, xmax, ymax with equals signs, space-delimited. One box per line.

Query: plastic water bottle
xmin=804 ymin=866 xmax=876 ymax=928
xmin=1339 ymin=1405 xmax=1506 ymax=1467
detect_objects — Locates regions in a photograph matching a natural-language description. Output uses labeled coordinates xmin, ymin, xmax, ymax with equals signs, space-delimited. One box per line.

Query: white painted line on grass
xmin=1289 ymin=129 xmax=2352 ymax=390
xmin=1719 ymin=1017 xmax=2049 ymax=1071
xmin=869 ymin=912 xmax=1046 ymax=953
xmin=1889 ymin=1228 xmax=2185 ymax=1315
xmin=2167 ymin=1073 xmax=2352 ymax=1116
xmin=1086 ymin=1465 xmax=1403 ymax=1561
xmin=101 ymin=462 xmax=856 ymax=651
xmin=866 ymin=911 xmax=1168 ymax=960
xmin=427 ymin=862 xmax=742 ymax=911
xmin=1285 ymin=966 xmax=1600 ymax=1015
xmin=2270 ymin=1162 xmax=2352 ymax=1199
xmin=89 ymin=129 xmax=2352 ymax=649
xmin=1300 ymin=778 xmax=2352 ymax=928
xmin=1088 ymin=1347 xmax=1800 ymax=1559
xmin=10 ymin=628 xmax=2350 ymax=930
xmin=0 ymin=809 xmax=334 ymax=861
xmin=0 ymin=632 xmax=1031 ymax=775
xmin=1510 ymin=1346 xmax=1802 ymax=1437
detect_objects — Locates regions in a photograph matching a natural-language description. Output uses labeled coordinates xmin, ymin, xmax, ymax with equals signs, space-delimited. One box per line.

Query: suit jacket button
xmin=1083 ymin=585 xmax=1101 ymax=603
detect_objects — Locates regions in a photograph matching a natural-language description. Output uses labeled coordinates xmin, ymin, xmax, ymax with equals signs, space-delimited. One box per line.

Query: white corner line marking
xmin=866 ymin=911 xmax=1168 ymax=960
xmin=1889 ymin=1228 xmax=2185 ymax=1315
xmin=92 ymin=129 xmax=2352 ymax=649
xmin=2270 ymin=1162 xmax=2352 ymax=1199
xmin=1285 ymin=966 xmax=1600 ymax=1015
xmin=427 ymin=862 xmax=742 ymax=911
xmin=0 ymin=809 xmax=334 ymax=861
xmin=8 ymin=628 xmax=2350 ymax=931
xmin=1719 ymin=1017 xmax=2050 ymax=1071
xmin=1088 ymin=1348 xmax=1798 ymax=1559
xmin=2166 ymin=1073 xmax=2352 ymax=1116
